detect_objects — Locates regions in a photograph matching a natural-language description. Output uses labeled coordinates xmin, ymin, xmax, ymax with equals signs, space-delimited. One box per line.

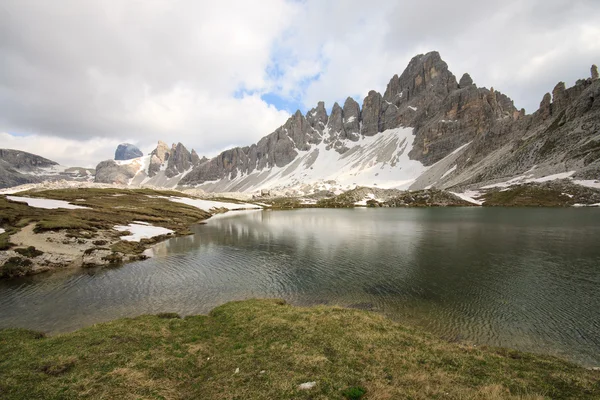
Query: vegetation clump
xmin=0 ymin=256 xmax=33 ymax=278
xmin=0 ymin=299 xmax=597 ymax=399
xmin=14 ymin=246 xmax=44 ymax=258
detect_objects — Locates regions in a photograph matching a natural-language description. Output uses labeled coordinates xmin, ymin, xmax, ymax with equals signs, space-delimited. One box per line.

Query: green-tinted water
xmin=1 ymin=208 xmax=599 ymax=365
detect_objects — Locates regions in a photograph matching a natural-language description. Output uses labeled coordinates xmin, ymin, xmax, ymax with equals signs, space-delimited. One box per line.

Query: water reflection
xmin=1 ymin=208 xmax=600 ymax=366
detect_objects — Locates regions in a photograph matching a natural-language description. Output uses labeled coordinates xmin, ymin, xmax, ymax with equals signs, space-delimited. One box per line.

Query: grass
xmin=14 ymin=246 xmax=44 ymax=258
xmin=481 ymin=181 xmax=600 ymax=207
xmin=0 ymin=188 xmax=212 ymax=278
xmin=0 ymin=188 xmax=210 ymax=249
xmin=0 ymin=299 xmax=598 ymax=399
xmin=0 ymin=257 xmax=33 ymax=279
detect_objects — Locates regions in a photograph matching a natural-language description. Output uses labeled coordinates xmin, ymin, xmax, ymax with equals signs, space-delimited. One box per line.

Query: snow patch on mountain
xmin=192 ymin=127 xmax=427 ymax=195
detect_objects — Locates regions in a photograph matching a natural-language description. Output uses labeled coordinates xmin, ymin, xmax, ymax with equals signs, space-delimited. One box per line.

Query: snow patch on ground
xmin=408 ymin=106 xmax=417 ymax=111
xmin=6 ymin=196 xmax=89 ymax=210
xmin=441 ymin=165 xmax=457 ymax=179
xmin=166 ymin=197 xmax=260 ymax=211
xmin=573 ymin=180 xmax=600 ymax=189
xmin=450 ymin=191 xmax=483 ymax=205
xmin=114 ymin=223 xmax=174 ymax=242
xmin=354 ymin=193 xmax=384 ymax=206
xmin=481 ymin=171 xmax=576 ymax=189
xmin=0 ymin=228 xmax=5 ymax=235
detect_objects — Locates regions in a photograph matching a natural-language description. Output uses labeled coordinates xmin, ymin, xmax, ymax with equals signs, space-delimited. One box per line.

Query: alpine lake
xmin=1 ymin=207 xmax=599 ymax=367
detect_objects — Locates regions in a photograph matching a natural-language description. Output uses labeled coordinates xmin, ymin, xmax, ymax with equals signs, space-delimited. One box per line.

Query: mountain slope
xmin=94 ymin=52 xmax=599 ymax=194
xmin=0 ymin=149 xmax=94 ymax=189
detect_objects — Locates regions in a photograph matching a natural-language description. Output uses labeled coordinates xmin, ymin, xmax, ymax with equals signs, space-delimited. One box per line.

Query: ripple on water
xmin=1 ymin=208 xmax=600 ymax=366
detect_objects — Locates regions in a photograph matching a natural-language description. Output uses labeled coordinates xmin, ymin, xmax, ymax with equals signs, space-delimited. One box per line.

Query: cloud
xmin=269 ymin=0 xmax=600 ymax=113
xmin=0 ymin=132 xmax=121 ymax=168
xmin=1 ymin=0 xmax=599 ymax=166
xmin=0 ymin=0 xmax=293 ymax=164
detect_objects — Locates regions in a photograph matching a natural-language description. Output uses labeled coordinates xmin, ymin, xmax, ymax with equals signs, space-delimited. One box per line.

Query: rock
xmin=592 ymin=64 xmax=599 ymax=81
xmin=459 ymin=73 xmax=474 ymax=88
xmin=342 ymin=97 xmax=361 ymax=140
xmin=147 ymin=155 xmax=163 ymax=178
xmin=306 ymin=101 xmax=328 ymax=134
xmin=538 ymin=92 xmax=553 ymax=120
xmin=298 ymin=382 xmax=316 ymax=390
xmin=552 ymin=82 xmax=567 ymax=114
xmin=361 ymin=90 xmax=384 ymax=136
xmin=0 ymin=149 xmax=60 ymax=189
xmin=165 ymin=143 xmax=193 ymax=178
xmin=151 ymin=141 xmax=170 ymax=163
xmin=114 ymin=143 xmax=143 ymax=161
xmin=94 ymin=160 xmax=137 ymax=184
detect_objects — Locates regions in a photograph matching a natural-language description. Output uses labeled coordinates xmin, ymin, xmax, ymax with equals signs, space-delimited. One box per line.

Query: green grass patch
xmin=14 ymin=246 xmax=44 ymax=258
xmin=0 ymin=189 xmax=211 ymax=270
xmin=0 ymin=257 xmax=33 ymax=279
xmin=0 ymin=299 xmax=597 ymax=399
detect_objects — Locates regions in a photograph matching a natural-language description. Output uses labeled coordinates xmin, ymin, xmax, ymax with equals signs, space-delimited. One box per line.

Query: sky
xmin=1 ymin=0 xmax=599 ymax=167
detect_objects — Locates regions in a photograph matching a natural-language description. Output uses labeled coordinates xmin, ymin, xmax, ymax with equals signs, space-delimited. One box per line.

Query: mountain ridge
xmin=4 ymin=51 xmax=598 ymax=195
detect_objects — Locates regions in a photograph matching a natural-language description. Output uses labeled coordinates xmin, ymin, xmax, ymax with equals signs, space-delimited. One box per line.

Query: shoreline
xmin=1 ymin=298 xmax=598 ymax=399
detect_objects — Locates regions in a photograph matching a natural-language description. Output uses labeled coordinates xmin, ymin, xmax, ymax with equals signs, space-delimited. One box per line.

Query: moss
xmin=0 ymin=257 xmax=33 ymax=279
xmin=0 ymin=299 xmax=597 ymax=399
xmin=14 ymin=246 xmax=44 ymax=258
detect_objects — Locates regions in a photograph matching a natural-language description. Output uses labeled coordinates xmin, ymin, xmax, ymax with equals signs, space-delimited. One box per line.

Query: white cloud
xmin=0 ymin=133 xmax=121 ymax=168
xmin=1 ymin=0 xmax=599 ymax=166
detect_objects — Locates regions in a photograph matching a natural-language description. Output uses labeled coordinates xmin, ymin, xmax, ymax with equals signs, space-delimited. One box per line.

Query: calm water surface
xmin=1 ymin=208 xmax=600 ymax=366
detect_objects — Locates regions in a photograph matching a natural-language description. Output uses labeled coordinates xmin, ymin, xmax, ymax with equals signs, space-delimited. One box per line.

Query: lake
xmin=1 ymin=208 xmax=600 ymax=366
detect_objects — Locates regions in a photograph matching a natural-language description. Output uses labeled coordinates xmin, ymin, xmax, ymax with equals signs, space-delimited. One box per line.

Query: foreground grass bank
xmin=1 ymin=299 xmax=597 ymax=399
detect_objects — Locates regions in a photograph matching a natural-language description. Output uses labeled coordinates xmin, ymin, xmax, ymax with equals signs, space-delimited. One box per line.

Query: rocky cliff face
xmin=0 ymin=149 xmax=94 ymax=189
xmin=95 ymin=141 xmax=205 ymax=187
xmin=114 ymin=143 xmax=143 ymax=161
xmin=91 ymin=51 xmax=599 ymax=194
xmin=180 ymin=51 xmax=520 ymax=187
xmin=1 ymin=149 xmax=57 ymax=188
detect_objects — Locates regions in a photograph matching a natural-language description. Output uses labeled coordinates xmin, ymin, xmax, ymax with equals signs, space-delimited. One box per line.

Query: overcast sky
xmin=1 ymin=0 xmax=599 ymax=167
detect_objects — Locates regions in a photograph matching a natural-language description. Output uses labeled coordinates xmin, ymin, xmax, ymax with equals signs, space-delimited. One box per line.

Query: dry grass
xmin=0 ymin=188 xmax=211 ymax=277
xmin=0 ymin=299 xmax=597 ymax=399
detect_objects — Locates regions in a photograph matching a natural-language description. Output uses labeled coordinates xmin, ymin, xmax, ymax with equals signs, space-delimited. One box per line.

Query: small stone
xmin=234 ymin=368 xmax=239 ymax=374
xmin=298 ymin=381 xmax=317 ymax=390
xmin=260 ymin=370 xmax=266 ymax=374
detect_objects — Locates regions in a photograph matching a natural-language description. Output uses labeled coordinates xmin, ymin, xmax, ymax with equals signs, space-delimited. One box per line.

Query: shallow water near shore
xmin=1 ymin=208 xmax=600 ymax=366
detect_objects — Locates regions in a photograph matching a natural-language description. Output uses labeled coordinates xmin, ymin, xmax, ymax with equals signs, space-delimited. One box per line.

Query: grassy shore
xmin=0 ymin=188 xmax=211 ymax=278
xmin=0 ymin=299 xmax=597 ymax=399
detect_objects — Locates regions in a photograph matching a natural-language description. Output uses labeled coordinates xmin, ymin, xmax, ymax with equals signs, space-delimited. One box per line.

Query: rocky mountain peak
xmin=151 ymin=140 xmax=170 ymax=163
xmin=165 ymin=142 xmax=193 ymax=178
xmin=114 ymin=143 xmax=142 ymax=161
xmin=459 ymin=73 xmax=475 ymax=88
xmin=306 ymin=101 xmax=328 ymax=134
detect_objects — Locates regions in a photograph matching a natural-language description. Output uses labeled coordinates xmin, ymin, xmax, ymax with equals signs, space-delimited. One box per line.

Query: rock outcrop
xmin=94 ymin=160 xmax=137 ymax=185
xmin=178 ymin=52 xmax=599 ymax=191
xmin=114 ymin=143 xmax=143 ymax=161
xmin=0 ymin=149 xmax=62 ymax=189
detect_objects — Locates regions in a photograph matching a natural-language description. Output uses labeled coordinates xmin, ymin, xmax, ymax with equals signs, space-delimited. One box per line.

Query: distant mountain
xmin=0 ymin=149 xmax=94 ymax=189
xmin=95 ymin=52 xmax=599 ymax=194
xmin=95 ymin=141 xmax=206 ymax=187
xmin=114 ymin=143 xmax=143 ymax=161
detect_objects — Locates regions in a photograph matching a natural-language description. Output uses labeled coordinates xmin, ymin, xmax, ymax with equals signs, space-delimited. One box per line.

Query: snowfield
xmin=194 ymin=127 xmax=428 ymax=194
xmin=0 ymin=228 xmax=5 ymax=235
xmin=114 ymin=223 xmax=174 ymax=241
xmin=6 ymin=196 xmax=89 ymax=210
xmin=166 ymin=196 xmax=261 ymax=211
